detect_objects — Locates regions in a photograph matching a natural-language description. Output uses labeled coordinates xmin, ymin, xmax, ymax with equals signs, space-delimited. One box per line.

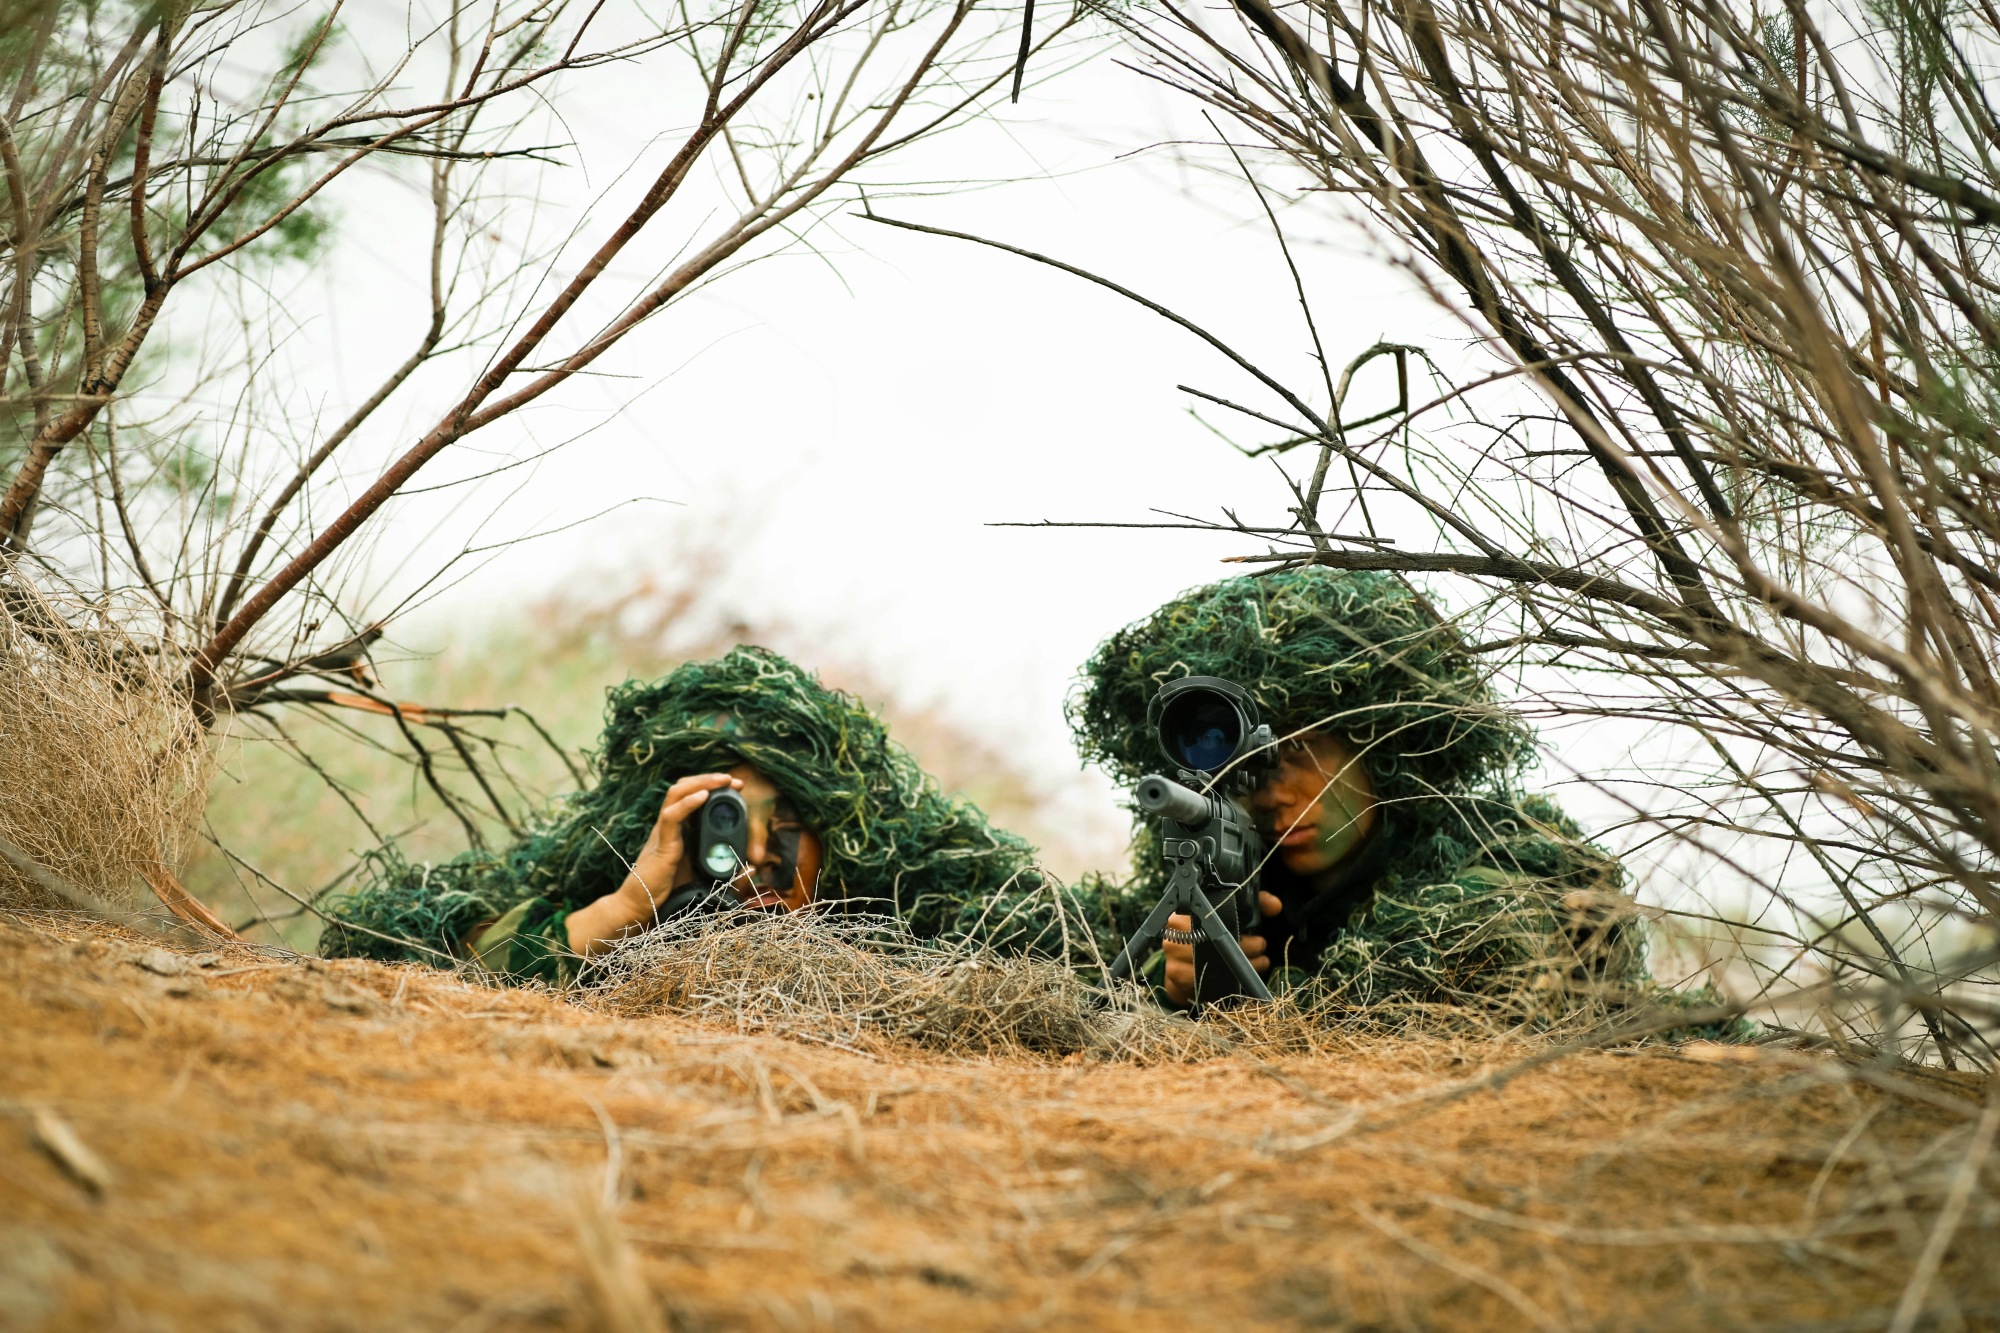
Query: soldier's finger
xmin=1257 ymin=891 xmax=1283 ymax=916
xmin=661 ymin=772 xmax=740 ymax=806
xmin=662 ymin=790 xmax=709 ymax=816
xmin=1239 ymin=934 xmax=1266 ymax=956
xmin=657 ymin=788 xmax=723 ymax=829
xmin=658 ymin=774 xmax=741 ymax=823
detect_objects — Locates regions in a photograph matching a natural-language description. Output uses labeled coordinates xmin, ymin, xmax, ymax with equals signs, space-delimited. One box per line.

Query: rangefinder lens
xmin=1161 ymin=689 xmax=1242 ymax=772
xmin=708 ymin=799 xmax=742 ymax=830
xmin=701 ymin=842 xmax=738 ymax=877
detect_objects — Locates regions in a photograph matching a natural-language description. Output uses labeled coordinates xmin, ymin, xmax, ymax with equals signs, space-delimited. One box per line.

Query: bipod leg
xmin=1186 ymin=886 xmax=1273 ymax=1003
xmin=1107 ymin=890 xmax=1186 ymax=982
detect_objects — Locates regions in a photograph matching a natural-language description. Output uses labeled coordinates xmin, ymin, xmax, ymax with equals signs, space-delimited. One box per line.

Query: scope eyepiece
xmin=1148 ymin=676 xmax=1273 ymax=776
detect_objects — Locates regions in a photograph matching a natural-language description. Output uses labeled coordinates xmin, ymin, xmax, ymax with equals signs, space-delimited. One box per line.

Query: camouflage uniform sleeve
xmin=461 ymin=897 xmax=579 ymax=986
xmin=319 ymin=846 xmax=529 ymax=966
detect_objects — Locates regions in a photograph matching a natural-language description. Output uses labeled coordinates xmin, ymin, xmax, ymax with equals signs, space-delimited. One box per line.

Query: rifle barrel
xmin=1134 ymin=774 xmax=1215 ymax=827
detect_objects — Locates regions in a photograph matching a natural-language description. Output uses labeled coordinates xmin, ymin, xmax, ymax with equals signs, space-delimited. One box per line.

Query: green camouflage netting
xmin=320 ymin=646 xmax=1046 ymax=963
xmin=1065 ymin=568 xmax=1657 ymax=1016
xmin=1073 ymin=568 xmax=1531 ymax=817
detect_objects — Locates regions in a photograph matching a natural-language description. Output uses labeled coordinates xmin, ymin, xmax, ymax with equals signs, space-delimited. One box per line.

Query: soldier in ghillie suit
xmin=319 ymin=646 xmax=1066 ymax=983
xmin=1060 ymin=568 xmax=1648 ymax=1017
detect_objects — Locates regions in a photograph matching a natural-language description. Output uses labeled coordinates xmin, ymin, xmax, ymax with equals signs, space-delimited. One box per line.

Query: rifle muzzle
xmin=1134 ymin=774 xmax=1217 ymax=827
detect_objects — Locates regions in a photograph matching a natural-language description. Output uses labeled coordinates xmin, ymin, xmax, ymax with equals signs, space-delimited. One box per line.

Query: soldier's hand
xmin=627 ymin=773 xmax=740 ymax=911
xmin=567 ymin=773 xmax=741 ymax=957
xmin=1160 ymin=891 xmax=1284 ymax=1007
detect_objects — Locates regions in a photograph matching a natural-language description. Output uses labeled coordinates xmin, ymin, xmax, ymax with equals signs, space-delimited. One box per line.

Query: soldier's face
xmin=1252 ymin=733 xmax=1378 ymax=877
xmin=726 ymin=763 xmax=824 ymax=912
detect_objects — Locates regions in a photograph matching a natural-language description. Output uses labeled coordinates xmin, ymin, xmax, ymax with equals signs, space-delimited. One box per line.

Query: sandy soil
xmin=4 ymin=911 xmax=1996 ymax=1332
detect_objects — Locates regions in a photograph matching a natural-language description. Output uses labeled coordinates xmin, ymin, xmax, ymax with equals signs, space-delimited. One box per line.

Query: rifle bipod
xmin=1106 ymin=858 xmax=1273 ymax=1006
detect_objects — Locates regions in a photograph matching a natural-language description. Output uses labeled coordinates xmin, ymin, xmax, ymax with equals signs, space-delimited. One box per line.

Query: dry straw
xmin=0 ymin=569 xmax=212 ymax=911
xmin=589 ymin=909 xmax=1223 ymax=1061
xmin=587 ymin=908 xmax=1672 ymax=1063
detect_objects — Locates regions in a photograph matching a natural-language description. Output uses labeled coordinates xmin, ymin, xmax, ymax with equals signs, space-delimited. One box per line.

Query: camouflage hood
xmin=1070 ymin=568 xmax=1538 ymax=883
xmin=322 ymin=646 xmax=1042 ymax=961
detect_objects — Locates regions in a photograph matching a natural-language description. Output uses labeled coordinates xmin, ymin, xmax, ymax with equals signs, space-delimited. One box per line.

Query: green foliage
xmin=158 ymin=441 xmax=210 ymax=493
xmin=278 ymin=17 xmax=342 ymax=78
xmin=321 ymin=646 xmax=1046 ymax=961
xmin=190 ymin=142 xmax=338 ymax=267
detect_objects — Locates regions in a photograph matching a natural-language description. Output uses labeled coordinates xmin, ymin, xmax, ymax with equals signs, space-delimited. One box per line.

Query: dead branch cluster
xmin=0 ymin=569 xmax=210 ymax=914
xmin=1 ymin=0 xmax=1061 ymax=716
xmin=0 ymin=0 xmax=1076 ymax=931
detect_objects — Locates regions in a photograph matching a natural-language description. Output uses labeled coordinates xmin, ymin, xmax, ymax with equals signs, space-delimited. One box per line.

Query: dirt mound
xmin=3 ymin=912 xmax=1996 ymax=1331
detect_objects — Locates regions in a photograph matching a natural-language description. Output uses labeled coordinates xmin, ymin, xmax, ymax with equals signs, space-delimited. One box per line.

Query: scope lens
xmin=702 ymin=843 xmax=738 ymax=877
xmin=708 ymin=800 xmax=742 ymax=830
xmin=1161 ymin=690 xmax=1242 ymax=772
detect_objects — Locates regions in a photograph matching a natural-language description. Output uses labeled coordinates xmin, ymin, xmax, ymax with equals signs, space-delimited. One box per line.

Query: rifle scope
xmin=1149 ymin=676 xmax=1272 ymax=776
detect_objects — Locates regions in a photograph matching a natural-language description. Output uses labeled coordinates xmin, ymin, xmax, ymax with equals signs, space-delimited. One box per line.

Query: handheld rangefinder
xmin=694 ymin=788 xmax=750 ymax=885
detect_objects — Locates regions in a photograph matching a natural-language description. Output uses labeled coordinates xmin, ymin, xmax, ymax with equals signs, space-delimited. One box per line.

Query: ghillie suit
xmin=319 ymin=646 xmax=1086 ymax=982
xmin=1057 ymin=568 xmax=1652 ymax=1023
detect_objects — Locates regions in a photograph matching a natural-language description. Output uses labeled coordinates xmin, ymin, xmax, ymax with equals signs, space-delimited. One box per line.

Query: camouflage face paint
xmin=1255 ymin=732 xmax=1380 ymax=878
xmin=765 ymin=825 xmax=802 ymax=895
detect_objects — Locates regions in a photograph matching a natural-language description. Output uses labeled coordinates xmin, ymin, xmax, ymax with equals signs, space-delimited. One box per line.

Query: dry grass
xmin=0 ymin=573 xmax=212 ymax=912
xmin=6 ymin=909 xmax=1998 ymax=1330
xmin=591 ymin=911 xmax=1229 ymax=1062
xmin=590 ymin=909 xmax=1679 ymax=1068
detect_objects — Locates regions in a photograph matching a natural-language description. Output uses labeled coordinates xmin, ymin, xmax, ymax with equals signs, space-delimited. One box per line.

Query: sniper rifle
xmin=1107 ymin=676 xmax=1277 ymax=1008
